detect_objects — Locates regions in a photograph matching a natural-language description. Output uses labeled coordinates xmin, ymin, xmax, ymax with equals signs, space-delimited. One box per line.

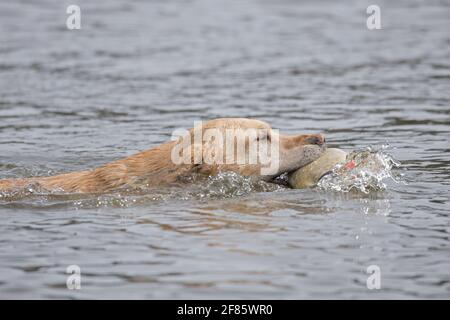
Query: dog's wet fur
xmin=0 ymin=118 xmax=326 ymax=194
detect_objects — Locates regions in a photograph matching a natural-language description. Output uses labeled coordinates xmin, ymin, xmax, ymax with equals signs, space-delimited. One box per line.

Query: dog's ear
xmin=191 ymin=143 xmax=204 ymax=165
xmin=201 ymin=127 xmax=229 ymax=166
xmin=192 ymin=141 xmax=220 ymax=176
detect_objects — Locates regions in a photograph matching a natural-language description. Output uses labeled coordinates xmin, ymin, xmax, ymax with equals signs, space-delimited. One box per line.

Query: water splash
xmin=0 ymin=171 xmax=285 ymax=209
xmin=183 ymin=171 xmax=285 ymax=199
xmin=317 ymin=145 xmax=403 ymax=194
xmin=70 ymin=172 xmax=284 ymax=208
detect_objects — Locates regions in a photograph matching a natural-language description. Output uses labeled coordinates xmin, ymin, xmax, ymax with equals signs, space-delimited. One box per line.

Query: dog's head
xmin=171 ymin=118 xmax=326 ymax=179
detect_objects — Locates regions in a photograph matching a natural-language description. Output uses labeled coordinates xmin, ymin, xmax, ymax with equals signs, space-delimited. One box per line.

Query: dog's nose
xmin=306 ymin=134 xmax=326 ymax=146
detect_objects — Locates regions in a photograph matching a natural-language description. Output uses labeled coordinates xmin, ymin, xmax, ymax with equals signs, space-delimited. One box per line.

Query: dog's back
xmin=0 ymin=178 xmax=29 ymax=193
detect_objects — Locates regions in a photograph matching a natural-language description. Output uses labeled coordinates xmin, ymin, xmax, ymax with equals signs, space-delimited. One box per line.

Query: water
xmin=0 ymin=0 xmax=449 ymax=299
xmin=317 ymin=146 xmax=403 ymax=193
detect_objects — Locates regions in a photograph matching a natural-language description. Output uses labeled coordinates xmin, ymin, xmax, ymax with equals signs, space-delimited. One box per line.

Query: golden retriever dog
xmin=0 ymin=118 xmax=326 ymax=194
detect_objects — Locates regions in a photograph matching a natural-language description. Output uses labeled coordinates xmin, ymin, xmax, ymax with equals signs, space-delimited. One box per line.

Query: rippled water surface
xmin=0 ymin=0 xmax=449 ymax=299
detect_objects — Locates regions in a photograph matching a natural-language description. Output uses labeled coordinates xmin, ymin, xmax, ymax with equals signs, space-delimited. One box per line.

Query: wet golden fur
xmin=0 ymin=118 xmax=325 ymax=194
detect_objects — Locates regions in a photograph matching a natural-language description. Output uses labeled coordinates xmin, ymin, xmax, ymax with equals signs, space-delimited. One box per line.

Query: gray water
xmin=0 ymin=0 xmax=449 ymax=299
